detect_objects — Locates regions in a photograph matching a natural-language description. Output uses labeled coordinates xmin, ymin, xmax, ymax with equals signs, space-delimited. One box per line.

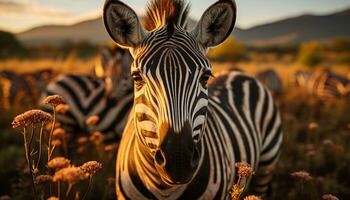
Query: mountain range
xmin=16 ymin=8 xmax=350 ymax=47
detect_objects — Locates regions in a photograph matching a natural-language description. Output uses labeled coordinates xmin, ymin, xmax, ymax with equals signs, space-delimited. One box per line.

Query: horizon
xmin=1 ymin=0 xmax=350 ymax=33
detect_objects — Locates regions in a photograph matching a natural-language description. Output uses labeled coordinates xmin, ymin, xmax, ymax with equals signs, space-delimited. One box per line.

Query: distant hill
xmin=234 ymin=8 xmax=350 ymax=46
xmin=17 ymin=8 xmax=350 ymax=46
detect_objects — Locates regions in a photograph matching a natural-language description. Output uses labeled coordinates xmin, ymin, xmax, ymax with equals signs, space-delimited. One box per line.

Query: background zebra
xmin=256 ymin=69 xmax=283 ymax=95
xmin=0 ymin=69 xmax=53 ymax=110
xmin=103 ymin=0 xmax=283 ymax=199
xmin=294 ymin=69 xmax=350 ymax=99
xmin=40 ymin=47 xmax=134 ymax=141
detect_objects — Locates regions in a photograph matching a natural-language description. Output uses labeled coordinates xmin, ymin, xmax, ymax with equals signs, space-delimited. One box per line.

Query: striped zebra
xmin=103 ymin=0 xmax=283 ymax=199
xmin=295 ymin=69 xmax=350 ymax=99
xmin=40 ymin=47 xmax=134 ymax=140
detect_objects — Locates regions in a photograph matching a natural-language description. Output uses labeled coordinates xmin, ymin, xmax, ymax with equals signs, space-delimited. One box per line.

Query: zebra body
xmin=103 ymin=0 xmax=283 ymax=199
xmin=40 ymin=47 xmax=133 ymax=139
xmin=295 ymin=69 xmax=350 ymax=99
xmin=117 ymin=71 xmax=282 ymax=199
xmin=256 ymin=69 xmax=283 ymax=95
xmin=42 ymin=74 xmax=133 ymax=140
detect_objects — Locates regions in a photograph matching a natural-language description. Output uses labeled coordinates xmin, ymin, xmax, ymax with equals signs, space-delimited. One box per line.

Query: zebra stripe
xmin=41 ymin=74 xmax=133 ymax=141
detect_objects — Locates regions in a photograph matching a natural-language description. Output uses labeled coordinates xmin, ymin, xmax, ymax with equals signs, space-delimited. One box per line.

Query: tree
xmin=297 ymin=42 xmax=323 ymax=67
xmin=0 ymin=30 xmax=25 ymax=58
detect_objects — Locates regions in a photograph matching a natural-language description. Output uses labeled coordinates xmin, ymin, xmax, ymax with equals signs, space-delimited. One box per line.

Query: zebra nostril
xmin=155 ymin=150 xmax=166 ymax=166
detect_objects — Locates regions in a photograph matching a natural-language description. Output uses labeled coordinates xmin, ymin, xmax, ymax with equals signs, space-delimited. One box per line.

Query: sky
xmin=1 ymin=0 xmax=350 ymax=33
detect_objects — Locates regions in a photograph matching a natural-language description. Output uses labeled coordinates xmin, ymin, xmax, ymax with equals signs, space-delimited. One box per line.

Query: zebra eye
xmin=200 ymin=72 xmax=212 ymax=88
xmin=132 ymin=72 xmax=144 ymax=89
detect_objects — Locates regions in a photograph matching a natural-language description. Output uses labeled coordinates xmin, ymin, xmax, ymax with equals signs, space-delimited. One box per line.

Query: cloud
xmin=0 ymin=0 xmax=72 ymax=17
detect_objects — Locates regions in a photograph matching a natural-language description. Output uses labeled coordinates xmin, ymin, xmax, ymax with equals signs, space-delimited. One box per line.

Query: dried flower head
xmin=42 ymin=95 xmax=65 ymax=107
xmin=235 ymin=162 xmax=255 ymax=178
xmin=244 ymin=195 xmax=262 ymax=200
xmin=322 ymin=139 xmax=335 ymax=148
xmin=77 ymin=137 xmax=88 ymax=145
xmin=86 ymin=115 xmax=100 ymax=126
xmin=308 ymin=122 xmax=319 ymax=130
xmin=52 ymin=139 xmax=62 ymax=147
xmin=35 ymin=175 xmax=53 ymax=184
xmin=12 ymin=110 xmax=52 ymax=128
xmin=0 ymin=196 xmax=11 ymax=200
xmin=47 ymin=196 xmax=59 ymax=200
xmin=48 ymin=157 xmax=71 ymax=170
xmin=291 ymin=171 xmax=312 ymax=181
xmin=89 ymin=132 xmax=105 ymax=144
xmin=53 ymin=166 xmax=89 ymax=185
xmin=80 ymin=161 xmax=103 ymax=175
xmin=322 ymin=194 xmax=339 ymax=200
xmin=104 ymin=144 xmax=115 ymax=152
xmin=56 ymin=104 xmax=70 ymax=114
xmin=53 ymin=128 xmax=66 ymax=138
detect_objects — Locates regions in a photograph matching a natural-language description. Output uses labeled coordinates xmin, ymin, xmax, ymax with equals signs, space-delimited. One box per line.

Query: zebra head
xmin=98 ymin=46 xmax=133 ymax=99
xmin=104 ymin=0 xmax=236 ymax=184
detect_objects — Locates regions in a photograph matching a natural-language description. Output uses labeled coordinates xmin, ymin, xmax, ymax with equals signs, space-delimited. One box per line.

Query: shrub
xmin=297 ymin=42 xmax=323 ymax=67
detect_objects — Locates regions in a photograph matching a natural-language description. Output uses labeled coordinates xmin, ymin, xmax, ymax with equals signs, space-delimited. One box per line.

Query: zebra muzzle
xmin=154 ymin=122 xmax=200 ymax=184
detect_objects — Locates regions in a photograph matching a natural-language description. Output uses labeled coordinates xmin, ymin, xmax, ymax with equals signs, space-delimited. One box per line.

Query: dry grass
xmin=0 ymin=55 xmax=349 ymax=199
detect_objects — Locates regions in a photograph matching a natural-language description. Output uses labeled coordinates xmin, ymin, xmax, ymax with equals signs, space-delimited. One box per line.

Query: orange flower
xmin=86 ymin=115 xmax=100 ymax=126
xmin=244 ymin=195 xmax=262 ymax=200
xmin=56 ymin=104 xmax=70 ymax=114
xmin=42 ymin=95 xmax=65 ymax=107
xmin=89 ymin=132 xmax=105 ymax=144
xmin=235 ymin=162 xmax=255 ymax=178
xmin=80 ymin=161 xmax=103 ymax=175
xmin=53 ymin=128 xmax=66 ymax=138
xmin=53 ymin=166 xmax=89 ymax=185
xmin=35 ymin=175 xmax=53 ymax=184
xmin=12 ymin=110 xmax=52 ymax=128
xmin=48 ymin=157 xmax=71 ymax=170
xmin=291 ymin=170 xmax=312 ymax=181
xmin=322 ymin=194 xmax=339 ymax=200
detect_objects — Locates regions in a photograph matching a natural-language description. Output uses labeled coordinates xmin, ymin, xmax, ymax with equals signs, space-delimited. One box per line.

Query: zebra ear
xmin=103 ymin=0 xmax=147 ymax=49
xmin=191 ymin=0 xmax=236 ymax=49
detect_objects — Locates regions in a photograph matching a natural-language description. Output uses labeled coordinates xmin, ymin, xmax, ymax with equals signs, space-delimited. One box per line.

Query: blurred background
xmin=0 ymin=0 xmax=350 ymax=199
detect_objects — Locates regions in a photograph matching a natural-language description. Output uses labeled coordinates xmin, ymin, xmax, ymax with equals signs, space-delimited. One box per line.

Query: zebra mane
xmin=143 ymin=0 xmax=191 ymax=32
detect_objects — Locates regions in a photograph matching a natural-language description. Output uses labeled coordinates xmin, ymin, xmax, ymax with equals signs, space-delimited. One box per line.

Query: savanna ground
xmin=0 ymin=38 xmax=350 ymax=200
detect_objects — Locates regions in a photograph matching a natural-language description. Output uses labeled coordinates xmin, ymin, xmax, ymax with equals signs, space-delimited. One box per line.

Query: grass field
xmin=0 ymin=56 xmax=349 ymax=199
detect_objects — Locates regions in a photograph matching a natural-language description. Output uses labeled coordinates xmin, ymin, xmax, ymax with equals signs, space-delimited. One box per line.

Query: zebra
xmin=103 ymin=0 xmax=283 ymax=199
xmin=40 ymin=47 xmax=134 ymax=141
xmin=256 ymin=69 xmax=283 ymax=95
xmin=0 ymin=69 xmax=53 ymax=110
xmin=295 ymin=69 xmax=350 ymax=99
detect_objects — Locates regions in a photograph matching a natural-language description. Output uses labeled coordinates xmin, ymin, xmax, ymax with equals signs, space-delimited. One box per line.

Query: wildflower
xmin=53 ymin=128 xmax=66 ymax=138
xmin=48 ymin=157 xmax=71 ymax=170
xmin=0 ymin=196 xmax=11 ymax=200
xmin=308 ymin=122 xmax=319 ymax=130
xmin=89 ymin=132 xmax=105 ymax=144
xmin=235 ymin=162 xmax=255 ymax=178
xmin=322 ymin=194 xmax=339 ymax=200
xmin=77 ymin=137 xmax=88 ymax=145
xmin=47 ymin=196 xmax=59 ymax=200
xmin=80 ymin=161 xmax=103 ymax=175
xmin=291 ymin=170 xmax=312 ymax=181
xmin=35 ymin=175 xmax=53 ymax=184
xmin=12 ymin=110 xmax=52 ymax=128
xmin=244 ymin=195 xmax=262 ymax=200
xmin=104 ymin=144 xmax=115 ymax=152
xmin=56 ymin=104 xmax=70 ymax=114
xmin=86 ymin=115 xmax=100 ymax=126
xmin=42 ymin=95 xmax=65 ymax=107
xmin=322 ymin=139 xmax=335 ymax=147
xmin=306 ymin=150 xmax=316 ymax=157
xmin=53 ymin=166 xmax=89 ymax=185
xmin=52 ymin=140 xmax=62 ymax=147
